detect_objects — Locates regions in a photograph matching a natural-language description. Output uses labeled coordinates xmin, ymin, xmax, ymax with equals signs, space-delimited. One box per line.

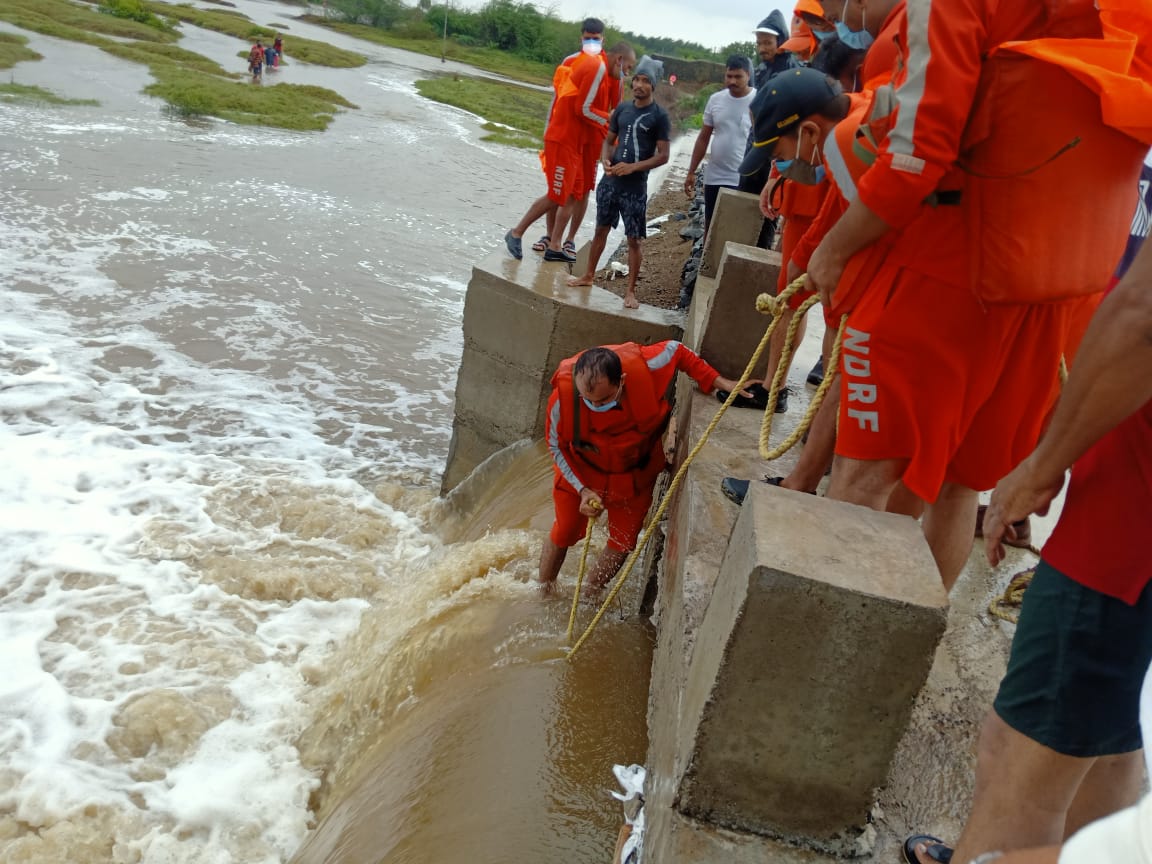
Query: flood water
xmin=0 ymin=5 xmax=650 ymax=862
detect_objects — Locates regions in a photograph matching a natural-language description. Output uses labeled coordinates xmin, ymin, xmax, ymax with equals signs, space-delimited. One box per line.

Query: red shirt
xmin=1042 ymin=397 xmax=1152 ymax=604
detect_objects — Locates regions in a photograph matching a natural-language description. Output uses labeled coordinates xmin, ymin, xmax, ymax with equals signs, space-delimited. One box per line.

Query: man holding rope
xmin=539 ymin=341 xmax=748 ymax=596
xmin=804 ymin=0 xmax=1152 ymax=591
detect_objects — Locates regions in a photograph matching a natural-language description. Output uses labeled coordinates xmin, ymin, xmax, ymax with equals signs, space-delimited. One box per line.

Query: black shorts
xmin=595 ymin=178 xmax=648 ymax=239
xmin=993 ymin=560 xmax=1152 ymax=757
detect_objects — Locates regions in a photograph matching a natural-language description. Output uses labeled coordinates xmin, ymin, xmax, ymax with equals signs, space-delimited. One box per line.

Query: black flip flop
xmin=715 ymin=382 xmax=770 ymax=410
xmin=902 ymin=835 xmax=954 ymax=864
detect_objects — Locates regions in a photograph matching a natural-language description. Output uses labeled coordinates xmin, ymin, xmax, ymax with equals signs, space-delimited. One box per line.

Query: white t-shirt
xmin=701 ymin=88 xmax=755 ymax=187
xmin=1057 ymin=661 xmax=1152 ymax=863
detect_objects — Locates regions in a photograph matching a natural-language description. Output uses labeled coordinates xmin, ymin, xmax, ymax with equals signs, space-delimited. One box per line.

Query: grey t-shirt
xmin=608 ymin=101 xmax=672 ymax=185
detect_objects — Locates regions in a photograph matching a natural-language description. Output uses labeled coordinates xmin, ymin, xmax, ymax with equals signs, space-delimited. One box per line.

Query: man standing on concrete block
xmin=568 ymin=56 xmax=671 ymax=309
xmin=539 ymin=341 xmax=748 ymax=595
xmin=505 ymin=42 xmax=635 ymax=264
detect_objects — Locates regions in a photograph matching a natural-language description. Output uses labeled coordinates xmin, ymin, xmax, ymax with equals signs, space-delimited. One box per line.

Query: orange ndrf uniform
xmin=543 ymin=52 xmax=618 ymax=204
xmin=830 ymin=0 xmax=1152 ymax=502
xmin=785 ymin=4 xmax=904 ymax=319
xmin=546 ymin=341 xmax=719 ymax=551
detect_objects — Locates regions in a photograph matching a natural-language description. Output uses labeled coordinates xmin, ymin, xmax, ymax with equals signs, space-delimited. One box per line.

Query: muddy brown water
xmin=0 ymin=6 xmax=651 ymax=863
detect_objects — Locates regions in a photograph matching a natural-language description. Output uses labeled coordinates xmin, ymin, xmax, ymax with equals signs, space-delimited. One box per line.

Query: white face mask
xmin=582 ymin=38 xmax=603 ymax=55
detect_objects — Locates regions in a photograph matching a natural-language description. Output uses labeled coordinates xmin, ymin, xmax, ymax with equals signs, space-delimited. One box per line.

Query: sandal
xmin=531 ymin=235 xmax=550 ymax=252
xmin=562 ymin=239 xmax=576 ymax=255
xmin=901 ymin=834 xmax=953 ymax=864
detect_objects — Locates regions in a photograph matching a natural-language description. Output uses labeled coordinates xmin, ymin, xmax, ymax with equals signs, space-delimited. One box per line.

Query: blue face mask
xmin=835 ymin=0 xmax=874 ymax=50
xmin=812 ymin=27 xmax=834 ymax=42
xmin=583 ymin=397 xmax=618 ymax=412
xmin=776 ymin=158 xmax=827 ymax=185
xmin=582 ymin=38 xmax=603 ymax=55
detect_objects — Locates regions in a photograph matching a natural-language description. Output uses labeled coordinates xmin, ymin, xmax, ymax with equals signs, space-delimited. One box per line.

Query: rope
xmin=567 ymin=275 xmax=816 ymax=661
xmin=987 ymin=566 xmax=1035 ymax=624
xmin=566 ymin=516 xmax=596 ymax=642
xmin=760 ymin=295 xmax=848 ymax=461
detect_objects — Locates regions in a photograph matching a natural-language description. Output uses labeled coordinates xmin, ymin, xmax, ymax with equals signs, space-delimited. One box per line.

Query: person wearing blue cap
xmin=568 ymin=56 xmax=671 ymax=309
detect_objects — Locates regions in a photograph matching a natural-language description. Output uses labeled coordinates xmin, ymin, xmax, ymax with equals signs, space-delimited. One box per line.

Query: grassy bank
xmin=0 ymin=0 xmax=359 ymax=129
xmin=303 ymin=15 xmax=554 ymax=86
xmin=0 ymin=82 xmax=99 ymax=105
xmin=144 ymin=1 xmax=366 ymax=68
xmin=415 ymin=75 xmax=550 ymax=149
xmin=0 ymin=31 xmax=39 ymax=68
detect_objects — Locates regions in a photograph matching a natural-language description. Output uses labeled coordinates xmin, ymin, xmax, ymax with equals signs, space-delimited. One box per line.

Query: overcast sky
xmin=469 ymin=0 xmax=794 ymax=52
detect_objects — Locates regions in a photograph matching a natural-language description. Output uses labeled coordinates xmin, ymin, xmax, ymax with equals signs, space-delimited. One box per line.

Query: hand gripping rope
xmin=986 ymin=354 xmax=1067 ymax=625
xmin=567 ymin=275 xmax=847 ymax=660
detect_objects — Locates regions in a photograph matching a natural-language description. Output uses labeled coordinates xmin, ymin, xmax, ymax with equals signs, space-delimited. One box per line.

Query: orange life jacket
xmin=861 ymin=0 xmax=1152 ymax=304
xmin=552 ymin=343 xmax=668 ymax=496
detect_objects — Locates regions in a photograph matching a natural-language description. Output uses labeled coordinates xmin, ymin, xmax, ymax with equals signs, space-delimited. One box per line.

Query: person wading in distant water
xmin=539 ymin=342 xmax=749 ymax=596
xmin=248 ymin=40 xmax=265 ymax=81
xmin=567 ymin=56 xmax=671 ymax=309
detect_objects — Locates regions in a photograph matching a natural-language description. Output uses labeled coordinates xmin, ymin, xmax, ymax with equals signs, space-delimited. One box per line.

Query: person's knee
xmin=936 ymin=481 xmax=978 ymax=505
xmin=828 ymin=455 xmax=905 ymax=504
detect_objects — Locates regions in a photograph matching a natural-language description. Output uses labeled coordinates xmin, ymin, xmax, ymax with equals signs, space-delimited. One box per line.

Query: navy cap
xmin=739 ymin=68 xmax=841 ymax=176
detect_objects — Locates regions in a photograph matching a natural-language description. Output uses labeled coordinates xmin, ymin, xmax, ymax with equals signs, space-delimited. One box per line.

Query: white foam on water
xmin=0 ymin=15 xmax=556 ymax=860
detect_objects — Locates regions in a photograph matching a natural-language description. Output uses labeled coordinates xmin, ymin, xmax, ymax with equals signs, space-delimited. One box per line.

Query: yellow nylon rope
xmin=759 ymin=295 xmax=848 ymax=461
xmin=567 ymin=275 xmax=815 ymax=660
xmin=566 ymin=517 xmax=596 ymax=642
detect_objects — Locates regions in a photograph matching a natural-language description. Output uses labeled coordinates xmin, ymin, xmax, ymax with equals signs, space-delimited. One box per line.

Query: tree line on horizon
xmin=324 ymin=0 xmax=754 ymax=66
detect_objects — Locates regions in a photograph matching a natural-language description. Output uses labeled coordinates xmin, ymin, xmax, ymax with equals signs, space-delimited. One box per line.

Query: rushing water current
xmin=0 ymin=5 xmax=650 ymax=862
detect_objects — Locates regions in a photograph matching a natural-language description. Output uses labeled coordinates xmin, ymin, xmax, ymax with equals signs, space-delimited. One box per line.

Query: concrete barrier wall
xmin=644 ymin=388 xmax=949 ymax=861
xmin=697 ymin=242 xmax=783 ymax=381
xmin=700 ymin=189 xmax=764 ymax=278
xmin=676 ymin=485 xmax=948 ymax=848
xmin=441 ymin=250 xmax=684 ymax=493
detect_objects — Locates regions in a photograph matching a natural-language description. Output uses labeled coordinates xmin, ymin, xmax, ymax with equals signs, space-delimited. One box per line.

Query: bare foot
xmin=568 ymin=273 xmax=595 ymax=287
xmin=623 ymin=291 xmax=639 ymax=309
xmin=538 ymin=579 xmax=557 ymax=598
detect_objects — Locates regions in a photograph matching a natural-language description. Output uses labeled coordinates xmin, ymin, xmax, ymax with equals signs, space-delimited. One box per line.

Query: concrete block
xmin=461 ymin=269 xmax=558 ymax=372
xmin=452 ymin=346 xmax=546 ymax=439
xmin=676 ymin=485 xmax=948 ymax=848
xmin=697 ymin=243 xmax=783 ymax=381
xmin=700 ymin=189 xmax=764 ymax=278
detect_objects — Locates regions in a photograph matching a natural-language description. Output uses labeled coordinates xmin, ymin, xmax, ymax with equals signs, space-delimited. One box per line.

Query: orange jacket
xmin=851 ymin=0 xmax=1152 ymax=303
xmin=546 ymin=51 xmax=619 ymax=143
xmin=546 ymin=341 xmax=718 ymax=498
xmin=785 ymin=5 xmax=903 ymax=274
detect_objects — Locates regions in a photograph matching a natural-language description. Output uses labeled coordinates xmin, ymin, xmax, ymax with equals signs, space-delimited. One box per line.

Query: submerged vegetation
xmin=0 ymin=31 xmax=40 ymax=68
xmin=0 ymin=82 xmax=99 ymax=105
xmin=415 ymin=75 xmax=550 ymax=148
xmin=146 ymin=1 xmax=365 ymax=67
xmin=0 ymin=0 xmax=360 ymax=129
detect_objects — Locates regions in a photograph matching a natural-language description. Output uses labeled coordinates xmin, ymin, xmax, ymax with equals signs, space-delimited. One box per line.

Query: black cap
xmin=754 ymin=10 xmax=789 ymax=40
xmin=582 ymin=17 xmax=605 ymax=34
xmin=739 ymin=68 xmax=841 ymax=176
